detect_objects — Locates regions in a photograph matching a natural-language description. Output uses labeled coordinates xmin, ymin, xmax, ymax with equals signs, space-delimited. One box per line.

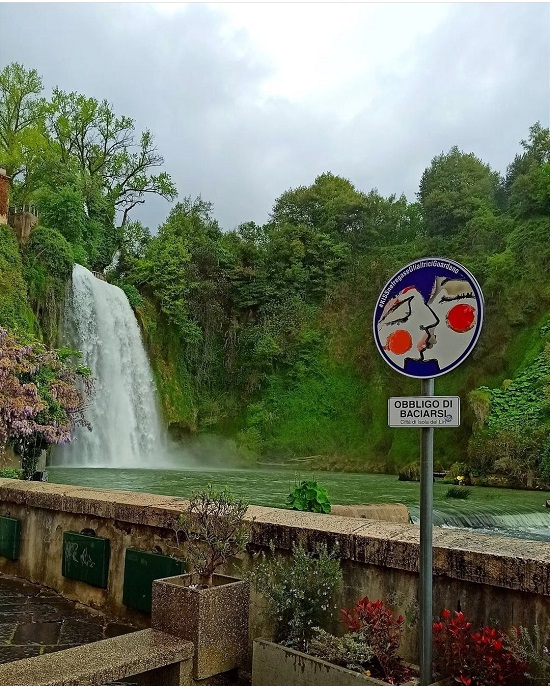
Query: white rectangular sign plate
xmin=388 ymin=396 xmax=460 ymax=428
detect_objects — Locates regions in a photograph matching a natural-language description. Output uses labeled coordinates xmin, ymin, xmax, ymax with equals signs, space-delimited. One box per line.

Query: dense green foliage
xmin=0 ymin=226 xmax=36 ymax=338
xmin=0 ymin=468 xmax=22 ymax=480
xmin=22 ymin=225 xmax=74 ymax=345
xmin=1 ymin=62 xmax=549 ymax=483
xmin=0 ymin=62 xmax=176 ymax=273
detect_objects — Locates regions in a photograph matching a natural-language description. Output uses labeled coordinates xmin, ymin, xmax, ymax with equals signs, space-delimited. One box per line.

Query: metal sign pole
xmin=373 ymin=257 xmax=484 ymax=686
xmin=419 ymin=376 xmax=434 ymax=686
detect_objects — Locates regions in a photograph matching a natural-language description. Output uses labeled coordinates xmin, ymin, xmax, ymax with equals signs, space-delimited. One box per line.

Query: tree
xmin=418 ymin=146 xmax=501 ymax=236
xmin=46 ymin=89 xmax=177 ymax=225
xmin=271 ymin=173 xmax=368 ymax=242
xmin=222 ymin=222 xmax=269 ymax=311
xmin=506 ymin=123 xmax=550 ymax=219
xmin=135 ymin=197 xmax=231 ymax=393
xmin=1 ymin=63 xmax=177 ymax=268
xmin=361 ymin=191 xmax=423 ymax=247
xmin=111 ymin=219 xmax=152 ymax=281
xmin=0 ymin=328 xmax=92 ymax=478
xmin=264 ymin=222 xmax=350 ymax=301
xmin=0 ymin=63 xmax=46 ymax=179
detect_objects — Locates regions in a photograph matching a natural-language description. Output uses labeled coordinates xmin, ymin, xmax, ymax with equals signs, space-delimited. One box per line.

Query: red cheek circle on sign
xmin=446 ymin=304 xmax=476 ymax=333
xmin=384 ymin=329 xmax=413 ymax=355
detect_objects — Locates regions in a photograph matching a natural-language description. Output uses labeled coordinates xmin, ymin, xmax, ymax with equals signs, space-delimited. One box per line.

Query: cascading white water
xmin=53 ymin=265 xmax=166 ymax=468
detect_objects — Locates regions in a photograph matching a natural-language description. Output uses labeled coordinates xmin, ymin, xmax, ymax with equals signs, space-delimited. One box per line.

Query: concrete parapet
xmin=331 ymin=503 xmax=411 ymax=523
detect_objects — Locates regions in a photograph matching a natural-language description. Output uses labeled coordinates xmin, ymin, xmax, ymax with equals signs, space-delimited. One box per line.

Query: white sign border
xmin=387 ymin=395 xmax=461 ymax=428
xmin=372 ymin=257 xmax=485 ymax=379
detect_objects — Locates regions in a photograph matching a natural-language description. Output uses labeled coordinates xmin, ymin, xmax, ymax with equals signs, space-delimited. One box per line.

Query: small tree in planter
xmin=152 ymin=485 xmax=251 ymax=680
xmin=178 ymin=484 xmax=250 ymax=586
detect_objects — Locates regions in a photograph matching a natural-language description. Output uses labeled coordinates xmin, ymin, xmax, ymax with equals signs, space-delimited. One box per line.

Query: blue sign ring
xmin=373 ymin=257 xmax=484 ymax=379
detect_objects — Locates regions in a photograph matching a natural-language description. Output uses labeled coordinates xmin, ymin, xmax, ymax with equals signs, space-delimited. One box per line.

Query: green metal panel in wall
xmin=0 ymin=516 xmax=20 ymax=560
xmin=62 ymin=532 xmax=110 ymax=588
xmin=123 ymin=548 xmax=185 ymax=613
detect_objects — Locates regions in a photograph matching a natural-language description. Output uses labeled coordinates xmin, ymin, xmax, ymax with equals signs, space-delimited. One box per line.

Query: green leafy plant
xmin=248 ymin=542 xmax=342 ymax=650
xmin=445 ymin=486 xmax=471 ymax=499
xmin=287 ymin=478 xmax=331 ymax=513
xmin=110 ymin=279 xmax=144 ymax=309
xmin=178 ymin=484 xmax=250 ymax=587
xmin=0 ymin=468 xmax=22 ymax=479
xmin=308 ymin=628 xmax=375 ymax=674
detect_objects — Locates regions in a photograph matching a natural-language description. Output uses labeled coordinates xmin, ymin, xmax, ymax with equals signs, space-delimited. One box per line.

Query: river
xmin=47 ymin=467 xmax=550 ymax=543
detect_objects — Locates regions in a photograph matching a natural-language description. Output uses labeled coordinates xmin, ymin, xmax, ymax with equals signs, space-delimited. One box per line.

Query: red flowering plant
xmin=433 ymin=609 xmax=527 ymax=686
xmin=341 ymin=596 xmax=412 ymax=685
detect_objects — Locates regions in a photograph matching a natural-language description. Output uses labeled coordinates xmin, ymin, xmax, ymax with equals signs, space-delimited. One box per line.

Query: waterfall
xmin=409 ymin=507 xmax=550 ymax=541
xmin=53 ymin=265 xmax=166 ymax=468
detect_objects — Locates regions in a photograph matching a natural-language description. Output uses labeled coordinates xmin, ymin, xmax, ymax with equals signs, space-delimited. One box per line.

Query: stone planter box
xmin=152 ymin=573 xmax=249 ymax=680
xmin=252 ymin=639 xmax=450 ymax=686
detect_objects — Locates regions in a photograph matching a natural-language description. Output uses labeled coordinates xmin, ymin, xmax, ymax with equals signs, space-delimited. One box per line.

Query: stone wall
xmin=0 ymin=479 xmax=549 ymax=663
xmin=8 ymin=210 xmax=38 ymax=245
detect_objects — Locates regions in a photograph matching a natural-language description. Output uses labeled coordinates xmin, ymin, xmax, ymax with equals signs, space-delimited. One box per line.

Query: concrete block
xmin=152 ymin=574 xmax=250 ymax=680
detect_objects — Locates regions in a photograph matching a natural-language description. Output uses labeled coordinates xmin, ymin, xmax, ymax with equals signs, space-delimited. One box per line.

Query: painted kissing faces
xmin=377 ymin=286 xmax=438 ymax=370
xmin=377 ymin=278 xmax=478 ymax=372
xmin=424 ymin=277 xmax=477 ymax=369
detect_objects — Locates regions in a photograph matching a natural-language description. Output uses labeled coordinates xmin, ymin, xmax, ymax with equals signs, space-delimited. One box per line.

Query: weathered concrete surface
xmin=252 ymin=640 xmax=450 ymax=686
xmin=0 ymin=628 xmax=193 ymax=686
xmin=331 ymin=503 xmax=410 ymax=523
xmin=1 ymin=480 xmax=550 ymax=664
xmin=0 ymin=574 xmax=139 ymax=685
xmin=152 ymin=574 xmax=249 ymax=680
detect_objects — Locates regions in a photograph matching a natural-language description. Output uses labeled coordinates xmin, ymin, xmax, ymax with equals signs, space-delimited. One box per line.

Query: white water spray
xmin=54 ymin=265 xmax=166 ymax=468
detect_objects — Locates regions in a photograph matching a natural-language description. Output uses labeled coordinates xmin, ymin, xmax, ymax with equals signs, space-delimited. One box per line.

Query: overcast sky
xmin=1 ymin=2 xmax=549 ymax=232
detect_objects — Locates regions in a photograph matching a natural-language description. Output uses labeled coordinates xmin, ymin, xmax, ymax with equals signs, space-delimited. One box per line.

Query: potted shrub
xmin=248 ymin=541 xmax=343 ymax=650
xmin=250 ymin=544 xmax=448 ymax=686
xmin=151 ymin=485 xmax=251 ymax=680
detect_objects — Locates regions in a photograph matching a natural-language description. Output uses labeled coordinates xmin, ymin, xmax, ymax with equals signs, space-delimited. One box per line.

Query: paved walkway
xmin=0 ymin=574 xmax=137 ymax=685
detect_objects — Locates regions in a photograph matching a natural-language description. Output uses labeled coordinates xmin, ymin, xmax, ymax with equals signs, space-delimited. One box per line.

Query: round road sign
xmin=373 ymin=257 xmax=484 ymax=378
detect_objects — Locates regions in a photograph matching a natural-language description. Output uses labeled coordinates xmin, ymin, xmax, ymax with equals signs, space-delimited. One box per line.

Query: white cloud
xmin=0 ymin=2 xmax=548 ymax=232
